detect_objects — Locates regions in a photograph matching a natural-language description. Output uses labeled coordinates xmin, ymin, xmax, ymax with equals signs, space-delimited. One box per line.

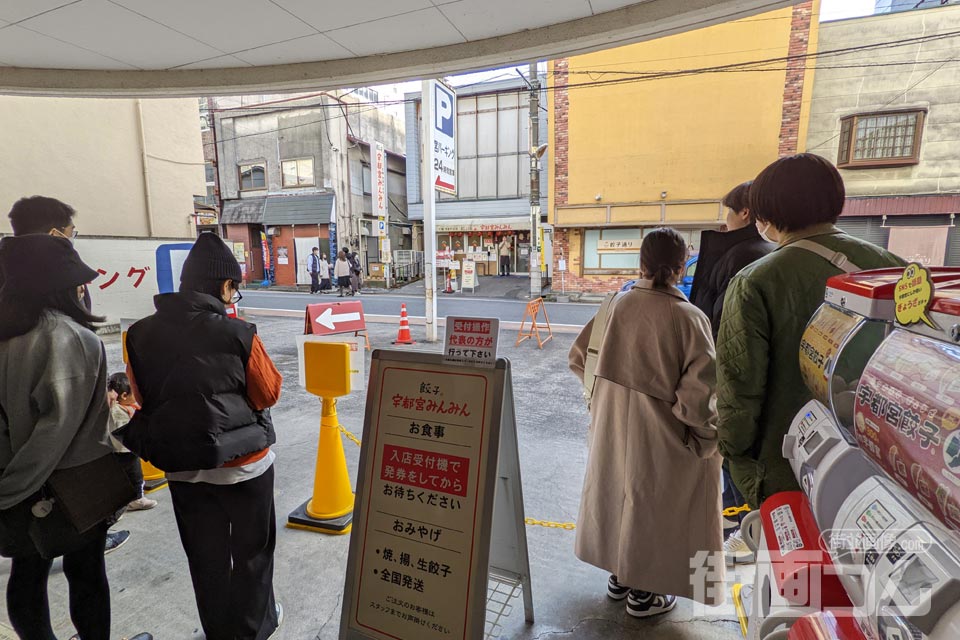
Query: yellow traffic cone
xmin=140 ymin=459 xmax=168 ymax=493
xmin=287 ymin=341 xmax=355 ymax=535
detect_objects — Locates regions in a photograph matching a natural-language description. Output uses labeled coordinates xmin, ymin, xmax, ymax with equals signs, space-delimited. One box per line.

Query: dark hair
xmin=749 ymin=154 xmax=845 ymax=232
xmin=0 ymin=287 xmax=104 ymax=341
xmin=9 ymin=196 xmax=76 ymax=236
xmin=722 ymin=181 xmax=753 ymax=221
xmin=108 ymin=372 xmax=132 ymax=396
xmin=312 ymin=247 xmax=319 ymax=252
xmin=640 ymin=227 xmax=688 ymax=288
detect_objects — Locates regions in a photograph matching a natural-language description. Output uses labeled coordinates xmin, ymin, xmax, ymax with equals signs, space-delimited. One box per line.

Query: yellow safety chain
xmin=339 ymin=425 xmax=363 ymax=447
xmin=336 ymin=424 xmax=749 ymax=531
xmin=524 ymin=518 xmax=576 ymax=531
xmin=723 ymin=504 xmax=752 ymax=518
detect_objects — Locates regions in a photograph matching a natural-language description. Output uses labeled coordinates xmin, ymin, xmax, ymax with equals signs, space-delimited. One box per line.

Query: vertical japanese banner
xmin=854 ymin=329 xmax=960 ymax=530
xmin=343 ymin=353 xmax=503 ymax=640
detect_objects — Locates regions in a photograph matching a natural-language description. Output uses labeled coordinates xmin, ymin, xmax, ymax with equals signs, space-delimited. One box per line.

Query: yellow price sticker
xmin=894 ymin=263 xmax=938 ymax=329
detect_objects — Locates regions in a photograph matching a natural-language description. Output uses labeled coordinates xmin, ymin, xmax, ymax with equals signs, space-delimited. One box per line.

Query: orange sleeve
xmin=126 ymin=363 xmax=144 ymax=406
xmin=246 ymin=334 xmax=283 ymax=411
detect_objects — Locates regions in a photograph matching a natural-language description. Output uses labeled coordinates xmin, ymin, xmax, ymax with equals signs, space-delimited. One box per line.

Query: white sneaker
xmin=268 ymin=602 xmax=284 ymax=639
xmin=724 ymin=529 xmax=756 ymax=567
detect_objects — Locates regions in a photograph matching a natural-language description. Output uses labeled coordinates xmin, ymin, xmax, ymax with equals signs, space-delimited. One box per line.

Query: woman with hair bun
xmin=569 ymin=227 xmax=725 ymax=618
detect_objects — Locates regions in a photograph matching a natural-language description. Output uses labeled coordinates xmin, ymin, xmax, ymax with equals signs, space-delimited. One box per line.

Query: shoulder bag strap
xmin=583 ymin=292 xmax=619 ymax=404
xmin=789 ymin=238 xmax=862 ymax=274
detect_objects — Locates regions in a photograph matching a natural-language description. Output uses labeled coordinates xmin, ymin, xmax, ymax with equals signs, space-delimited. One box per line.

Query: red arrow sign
xmin=435 ymin=175 xmax=455 ymax=193
xmin=304 ymin=301 xmax=367 ymax=336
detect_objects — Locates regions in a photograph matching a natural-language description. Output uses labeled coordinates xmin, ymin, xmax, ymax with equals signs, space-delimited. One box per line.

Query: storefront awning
xmin=262 ymin=193 xmax=335 ymax=226
xmin=436 ymin=217 xmax=531 ymax=233
xmin=220 ymin=197 xmax=265 ymax=225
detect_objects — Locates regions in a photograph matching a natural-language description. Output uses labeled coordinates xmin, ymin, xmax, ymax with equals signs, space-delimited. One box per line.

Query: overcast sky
xmin=820 ymin=0 xmax=876 ymax=21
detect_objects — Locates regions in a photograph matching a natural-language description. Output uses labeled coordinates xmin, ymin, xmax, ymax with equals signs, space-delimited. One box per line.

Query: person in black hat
xmin=120 ymin=232 xmax=284 ymax=640
xmin=0 ymin=235 xmax=154 ymax=640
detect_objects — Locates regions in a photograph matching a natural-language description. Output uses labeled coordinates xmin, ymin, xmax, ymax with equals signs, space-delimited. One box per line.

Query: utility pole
xmin=528 ymin=62 xmax=542 ymax=299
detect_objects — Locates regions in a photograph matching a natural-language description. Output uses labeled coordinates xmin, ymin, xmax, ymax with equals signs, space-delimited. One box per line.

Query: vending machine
xmin=740 ymin=266 xmax=960 ymax=640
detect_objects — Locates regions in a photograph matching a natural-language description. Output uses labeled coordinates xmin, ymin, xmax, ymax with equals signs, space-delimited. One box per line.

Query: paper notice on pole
xmin=296 ymin=334 xmax=365 ymax=391
xmin=443 ymin=317 xmax=499 ymax=368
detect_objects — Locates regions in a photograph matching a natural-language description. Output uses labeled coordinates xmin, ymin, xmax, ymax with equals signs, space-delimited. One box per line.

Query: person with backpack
xmin=569 ymin=227 xmax=724 ymax=618
xmin=334 ymin=250 xmax=353 ymax=297
xmin=119 ymin=233 xmax=283 ymax=640
xmin=307 ymin=247 xmax=322 ymax=294
xmin=717 ymin=154 xmax=904 ymax=511
xmin=346 ymin=246 xmax=363 ymax=294
xmin=0 ymin=234 xmax=152 ymax=640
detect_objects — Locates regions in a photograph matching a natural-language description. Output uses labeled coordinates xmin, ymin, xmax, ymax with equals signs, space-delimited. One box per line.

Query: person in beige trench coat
xmin=569 ymin=228 xmax=726 ymax=616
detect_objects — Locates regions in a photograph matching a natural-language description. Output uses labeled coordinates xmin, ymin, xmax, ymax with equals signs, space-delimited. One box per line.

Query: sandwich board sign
xmin=339 ymin=349 xmax=533 ymax=639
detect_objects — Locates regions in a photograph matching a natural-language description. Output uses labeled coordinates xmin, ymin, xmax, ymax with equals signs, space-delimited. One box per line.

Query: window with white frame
xmin=281 ymin=158 xmax=314 ymax=187
xmin=239 ymin=163 xmax=266 ymax=191
xmin=583 ymin=228 xmax=643 ymax=274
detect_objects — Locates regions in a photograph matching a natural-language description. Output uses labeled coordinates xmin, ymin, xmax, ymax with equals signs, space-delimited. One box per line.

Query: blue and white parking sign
xmin=430 ymin=80 xmax=457 ymax=195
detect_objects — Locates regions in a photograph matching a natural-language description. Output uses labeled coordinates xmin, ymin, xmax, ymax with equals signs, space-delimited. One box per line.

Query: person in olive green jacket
xmin=716 ymin=154 xmax=904 ymax=509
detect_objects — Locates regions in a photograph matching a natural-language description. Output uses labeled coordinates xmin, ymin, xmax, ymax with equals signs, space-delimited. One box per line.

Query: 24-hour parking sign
xmin=430 ymin=80 xmax=457 ymax=196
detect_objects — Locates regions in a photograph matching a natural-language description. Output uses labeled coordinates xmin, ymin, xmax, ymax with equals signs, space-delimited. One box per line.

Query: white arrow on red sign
xmin=316 ymin=307 xmax=362 ymax=330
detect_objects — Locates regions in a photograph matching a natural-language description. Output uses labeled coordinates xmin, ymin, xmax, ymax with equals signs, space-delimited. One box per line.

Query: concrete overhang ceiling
xmin=0 ymin=0 xmax=795 ymax=96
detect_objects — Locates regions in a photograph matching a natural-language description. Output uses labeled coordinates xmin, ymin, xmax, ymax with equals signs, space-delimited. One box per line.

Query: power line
xmin=202 ymin=28 xmax=960 ymax=149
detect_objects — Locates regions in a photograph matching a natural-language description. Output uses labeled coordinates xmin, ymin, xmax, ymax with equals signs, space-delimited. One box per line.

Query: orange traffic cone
xmin=393 ymin=303 xmax=417 ymax=345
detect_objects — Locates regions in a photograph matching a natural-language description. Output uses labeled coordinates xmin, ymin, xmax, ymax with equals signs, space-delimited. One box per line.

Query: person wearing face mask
xmin=2 ymin=196 xmax=93 ymax=311
xmin=689 ymin=180 xmax=773 ymax=567
xmin=716 ymin=154 xmax=904 ymax=511
xmin=118 ymin=232 xmax=284 ymax=640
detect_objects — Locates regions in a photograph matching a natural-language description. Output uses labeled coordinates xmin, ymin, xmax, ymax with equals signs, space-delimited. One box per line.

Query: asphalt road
xmin=241 ymin=290 xmax=599 ymax=326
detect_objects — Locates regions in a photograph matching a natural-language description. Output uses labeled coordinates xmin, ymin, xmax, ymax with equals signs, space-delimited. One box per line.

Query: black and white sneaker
xmin=104 ymin=530 xmax=130 ymax=555
xmin=626 ymin=591 xmax=677 ymax=618
xmin=607 ymin=575 xmax=630 ymax=601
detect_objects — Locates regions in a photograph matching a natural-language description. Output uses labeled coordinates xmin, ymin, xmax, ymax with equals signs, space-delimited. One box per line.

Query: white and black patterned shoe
xmin=607 ymin=575 xmax=630 ymax=601
xmin=626 ymin=590 xmax=677 ymax=618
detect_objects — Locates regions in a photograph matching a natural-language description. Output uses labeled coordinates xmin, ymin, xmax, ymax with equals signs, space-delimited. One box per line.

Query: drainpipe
xmin=135 ymin=99 xmax=156 ymax=237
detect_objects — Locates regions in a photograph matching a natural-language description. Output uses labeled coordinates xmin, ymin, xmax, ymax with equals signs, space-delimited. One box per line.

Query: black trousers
xmin=309 ymin=272 xmax=320 ymax=293
xmin=7 ymin=527 xmax=110 ymax=640
xmin=499 ymin=255 xmax=511 ymax=276
xmin=169 ymin=467 xmax=278 ymax=640
xmin=116 ymin=451 xmax=144 ymax=499
xmin=722 ymin=462 xmax=747 ymax=531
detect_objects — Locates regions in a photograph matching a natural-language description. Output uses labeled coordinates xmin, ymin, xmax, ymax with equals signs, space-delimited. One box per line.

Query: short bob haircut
xmin=749 ymin=153 xmax=845 ymax=232
xmin=722 ymin=181 xmax=753 ymax=221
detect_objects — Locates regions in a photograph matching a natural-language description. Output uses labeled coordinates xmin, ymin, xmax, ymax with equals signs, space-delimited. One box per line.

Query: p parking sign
xmin=430 ymin=80 xmax=457 ymax=195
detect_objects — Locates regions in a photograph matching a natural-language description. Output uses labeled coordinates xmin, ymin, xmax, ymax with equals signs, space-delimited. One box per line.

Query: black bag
xmin=0 ymin=454 xmax=136 ymax=560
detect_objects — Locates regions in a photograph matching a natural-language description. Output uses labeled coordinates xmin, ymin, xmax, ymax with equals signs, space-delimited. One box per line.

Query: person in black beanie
xmin=0 ymin=235 xmax=154 ymax=640
xmin=119 ymin=233 xmax=284 ymax=640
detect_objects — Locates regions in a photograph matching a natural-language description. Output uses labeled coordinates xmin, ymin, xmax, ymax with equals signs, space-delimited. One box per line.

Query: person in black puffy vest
xmin=120 ymin=233 xmax=285 ymax=640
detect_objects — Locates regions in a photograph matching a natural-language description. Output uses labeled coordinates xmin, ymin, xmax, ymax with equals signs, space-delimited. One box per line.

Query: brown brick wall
xmin=554 ymin=228 xmax=636 ymax=294
xmin=778 ymin=1 xmax=814 ymax=157
xmin=553 ymin=59 xmax=569 ymax=209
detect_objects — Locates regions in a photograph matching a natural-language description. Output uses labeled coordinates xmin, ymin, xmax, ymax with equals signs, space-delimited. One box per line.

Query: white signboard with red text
xmin=340 ymin=350 xmax=532 ymax=640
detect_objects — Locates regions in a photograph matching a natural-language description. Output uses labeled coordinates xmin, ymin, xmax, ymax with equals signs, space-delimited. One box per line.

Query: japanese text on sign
xmin=854 ymin=330 xmax=960 ymax=531
xmin=349 ymin=364 xmax=493 ymax=639
xmin=444 ymin=317 xmax=500 ymax=368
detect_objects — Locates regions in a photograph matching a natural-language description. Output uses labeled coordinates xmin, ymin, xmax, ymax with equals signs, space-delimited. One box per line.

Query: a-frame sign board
xmin=340 ymin=350 xmax=533 ymax=640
